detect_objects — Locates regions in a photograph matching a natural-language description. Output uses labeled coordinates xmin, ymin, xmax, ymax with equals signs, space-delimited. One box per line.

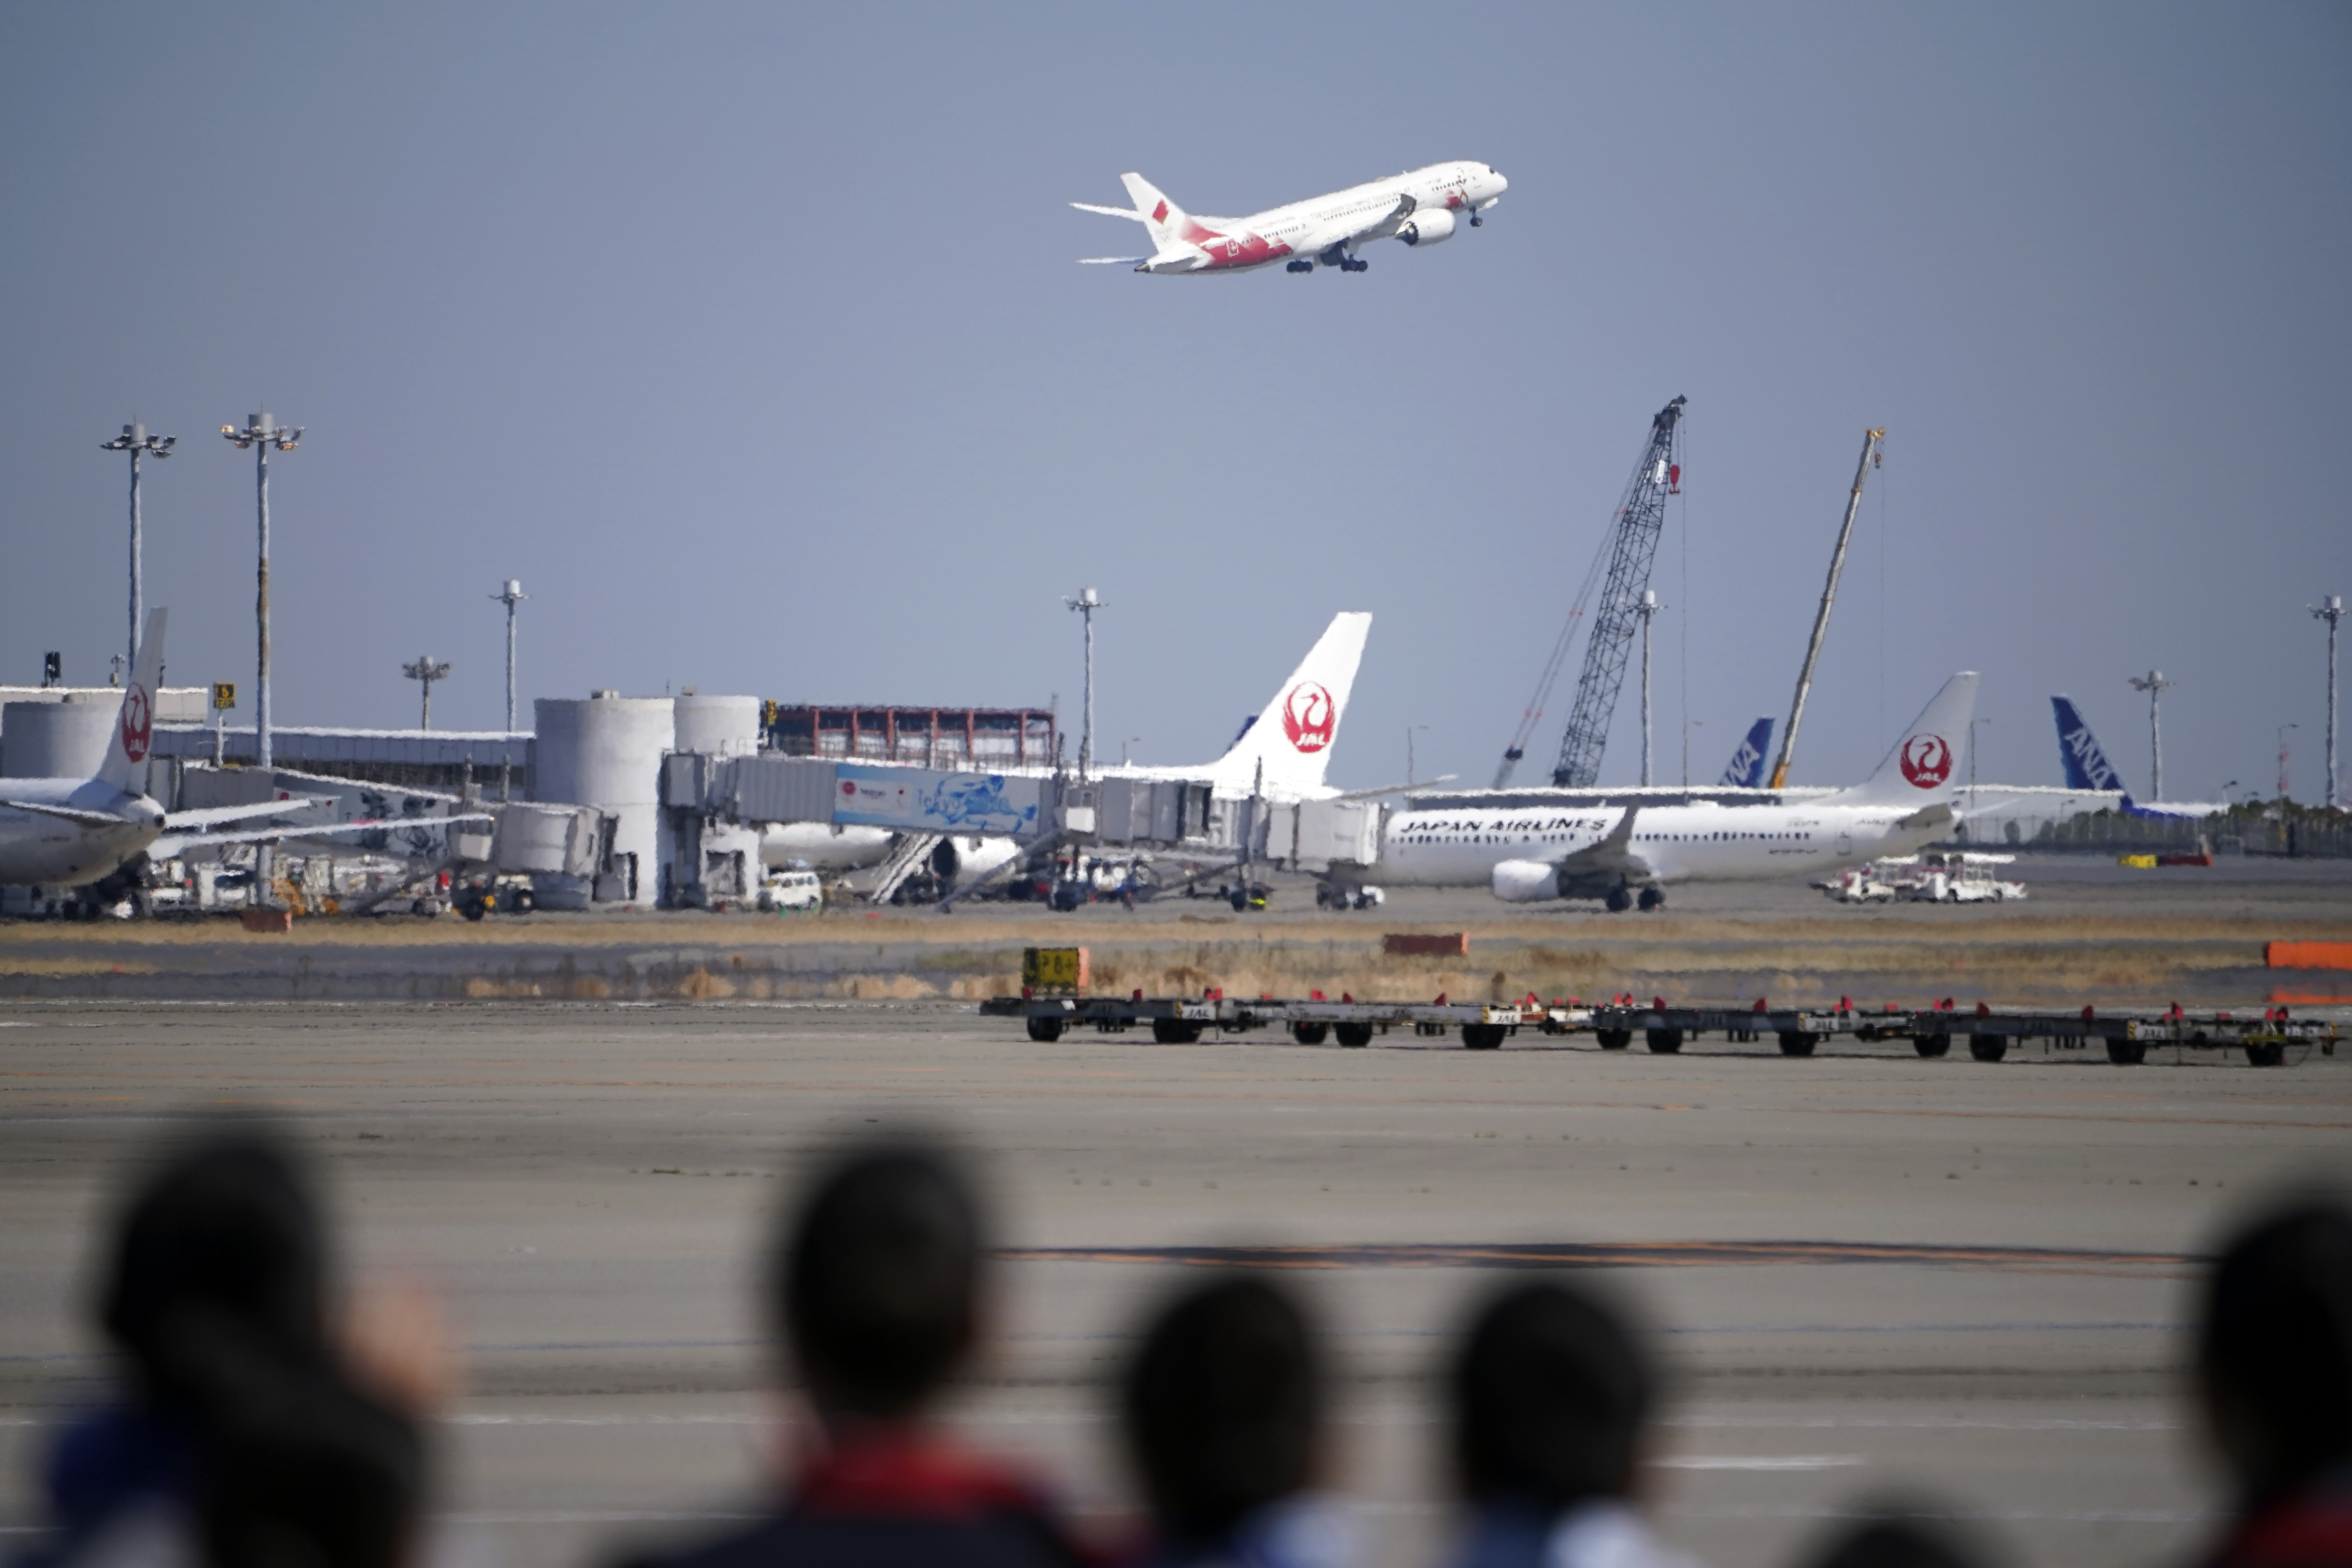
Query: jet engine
xmin=1398 ymin=209 xmax=1457 ymax=247
xmin=1490 ymin=859 xmax=1560 ymax=902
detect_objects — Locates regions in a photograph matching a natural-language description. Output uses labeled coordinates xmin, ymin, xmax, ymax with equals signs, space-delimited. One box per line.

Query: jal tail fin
xmin=2051 ymin=696 xmax=2126 ymax=793
xmin=1208 ymin=611 xmax=1373 ymax=798
xmin=1120 ymin=173 xmax=1194 ymax=250
xmin=1719 ymin=717 xmax=1774 ymax=789
xmin=1825 ymin=672 xmax=1978 ymax=807
xmin=96 ymin=607 xmax=167 ymax=796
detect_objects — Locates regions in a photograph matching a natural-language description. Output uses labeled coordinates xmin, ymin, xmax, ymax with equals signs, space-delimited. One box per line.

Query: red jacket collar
xmin=794 ymin=1427 xmax=1048 ymax=1522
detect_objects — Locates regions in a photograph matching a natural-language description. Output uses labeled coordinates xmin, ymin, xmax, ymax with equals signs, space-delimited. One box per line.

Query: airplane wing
xmin=1071 ymin=202 xmax=1147 ymax=220
xmin=150 ymin=812 xmax=496 ymax=859
xmin=1298 ymin=192 xmax=1418 ymax=257
xmin=0 ymin=799 xmax=140 ymax=830
xmin=1551 ymin=804 xmax=1653 ymax=882
xmin=1332 ymin=775 xmax=1457 ymax=801
xmin=163 ymin=799 xmax=330 ymax=831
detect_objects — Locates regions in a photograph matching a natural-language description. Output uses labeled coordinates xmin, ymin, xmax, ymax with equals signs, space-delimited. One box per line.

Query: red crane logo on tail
xmin=120 ymin=685 xmax=152 ymax=764
xmin=1900 ymin=733 xmax=1952 ymax=789
xmin=1281 ymin=682 xmax=1336 ymax=754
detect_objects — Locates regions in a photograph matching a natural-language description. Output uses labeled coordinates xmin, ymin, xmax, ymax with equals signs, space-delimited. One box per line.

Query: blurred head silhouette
xmin=1453 ymin=1280 xmax=1652 ymax=1513
xmin=1123 ymin=1273 xmax=1323 ymax=1550
xmin=774 ymin=1139 xmax=985 ymax=1424
xmin=96 ymin=1127 xmax=421 ymax=1568
xmin=1795 ymin=1511 xmax=1987 ymax=1568
xmin=2197 ymin=1197 xmax=2352 ymax=1502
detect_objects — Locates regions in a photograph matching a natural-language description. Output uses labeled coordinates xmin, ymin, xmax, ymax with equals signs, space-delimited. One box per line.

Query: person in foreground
xmin=1120 ymin=1274 xmax=1349 ymax=1568
xmin=620 ymin=1139 xmax=1086 ymax=1568
xmin=1444 ymin=1280 xmax=1699 ymax=1568
xmin=23 ymin=1128 xmax=430 ymax=1568
xmin=2194 ymin=1196 xmax=2352 ymax=1567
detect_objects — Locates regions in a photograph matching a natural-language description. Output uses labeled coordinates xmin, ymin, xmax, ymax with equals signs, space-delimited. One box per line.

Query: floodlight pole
xmin=2127 ymin=669 xmax=2173 ymax=801
xmin=2315 ymin=595 xmax=2345 ymax=808
xmin=404 ymin=655 xmax=452 ymax=730
xmin=491 ymin=579 xmax=528 ymax=730
xmin=100 ymin=423 xmax=175 ymax=675
xmin=1635 ymin=590 xmax=1663 ymax=787
xmin=222 ymin=413 xmax=303 ymax=770
xmin=1064 ymin=587 xmax=1105 ymax=779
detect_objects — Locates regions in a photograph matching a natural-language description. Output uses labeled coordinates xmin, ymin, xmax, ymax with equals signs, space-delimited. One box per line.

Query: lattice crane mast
xmin=1492 ymin=397 xmax=1685 ymax=789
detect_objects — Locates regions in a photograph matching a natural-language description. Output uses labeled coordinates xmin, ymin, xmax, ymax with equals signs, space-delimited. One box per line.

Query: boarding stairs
xmin=866 ymin=832 xmax=944 ymax=904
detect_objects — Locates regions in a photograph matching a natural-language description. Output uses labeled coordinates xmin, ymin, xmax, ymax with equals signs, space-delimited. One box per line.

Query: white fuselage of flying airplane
xmin=1077 ymin=164 xmax=1507 ymax=276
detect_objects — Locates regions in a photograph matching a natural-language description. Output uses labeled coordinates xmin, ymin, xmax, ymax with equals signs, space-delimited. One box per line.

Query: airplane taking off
xmin=764 ymin=611 xmax=1374 ymax=885
xmin=0 ymin=610 xmax=329 ymax=904
xmin=1355 ymin=674 xmax=1979 ymax=911
xmin=1073 ymin=164 xmax=1506 ymax=275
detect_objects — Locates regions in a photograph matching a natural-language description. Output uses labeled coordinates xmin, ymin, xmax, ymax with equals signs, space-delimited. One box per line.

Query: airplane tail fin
xmin=1824 ymin=672 xmax=1977 ymax=808
xmin=1208 ymin=612 xmax=1373 ymax=799
xmin=97 ymin=607 xmax=167 ymax=796
xmin=2051 ymin=696 xmax=2126 ymax=793
xmin=1719 ymin=717 xmax=1774 ymax=789
xmin=1121 ymin=173 xmax=1194 ymax=250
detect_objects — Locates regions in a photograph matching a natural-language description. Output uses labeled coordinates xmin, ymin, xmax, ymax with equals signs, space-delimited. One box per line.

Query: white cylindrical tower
xmin=667 ymin=693 xmax=764 ymax=903
xmin=673 ymin=693 xmax=761 ymax=758
xmin=1 ymin=696 xmax=120 ymax=779
xmin=533 ymin=691 xmax=673 ymax=904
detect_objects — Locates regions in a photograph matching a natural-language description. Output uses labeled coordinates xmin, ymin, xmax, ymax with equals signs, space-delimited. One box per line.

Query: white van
xmin=760 ymin=870 xmax=823 ymax=913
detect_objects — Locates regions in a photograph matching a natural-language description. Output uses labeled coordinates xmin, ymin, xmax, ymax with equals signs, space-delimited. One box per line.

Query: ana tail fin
xmin=1208 ymin=612 xmax=1373 ymax=799
xmin=1719 ymin=717 xmax=1774 ymax=789
xmin=2051 ymin=696 xmax=2126 ymax=793
xmin=97 ymin=607 xmax=167 ymax=796
xmin=1825 ymin=672 xmax=1977 ymax=807
xmin=1120 ymin=173 xmax=1192 ymax=250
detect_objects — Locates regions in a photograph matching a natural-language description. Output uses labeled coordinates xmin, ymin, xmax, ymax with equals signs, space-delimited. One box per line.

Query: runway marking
xmin=994 ymin=1239 xmax=2197 ymax=1274
xmin=1656 ymin=1455 xmax=1862 ymax=1470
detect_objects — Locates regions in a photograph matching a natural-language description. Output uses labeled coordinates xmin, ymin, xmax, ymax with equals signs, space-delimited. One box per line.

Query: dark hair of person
xmin=1452 ymin=1280 xmax=1653 ymax=1512
xmin=2198 ymin=1199 xmax=2352 ymax=1494
xmin=1122 ymin=1273 xmax=1321 ymax=1546
xmin=776 ymin=1141 xmax=985 ymax=1420
xmin=99 ymin=1130 xmax=422 ymax=1568
xmin=1798 ymin=1513 xmax=1985 ymax=1568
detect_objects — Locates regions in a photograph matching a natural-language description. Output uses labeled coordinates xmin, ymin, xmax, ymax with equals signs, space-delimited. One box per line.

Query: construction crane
xmin=1766 ymin=427 xmax=1884 ymax=790
xmin=1493 ymin=397 xmax=1686 ymax=790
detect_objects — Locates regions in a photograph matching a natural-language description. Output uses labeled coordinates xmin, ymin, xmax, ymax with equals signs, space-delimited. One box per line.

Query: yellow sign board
xmin=211 ymin=682 xmax=237 ymax=710
xmin=1022 ymin=946 xmax=1089 ymax=995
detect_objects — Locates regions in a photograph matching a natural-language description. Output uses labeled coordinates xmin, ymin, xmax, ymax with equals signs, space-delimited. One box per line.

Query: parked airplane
xmin=764 ymin=611 xmax=1374 ymax=890
xmin=1073 ymin=164 xmax=1506 ymax=276
xmin=1719 ymin=718 xmax=1775 ymax=789
xmin=2050 ymin=696 xmax=2227 ymax=819
xmin=0 ymin=611 xmax=323 ymax=904
xmin=1352 ymin=674 xmax=1979 ymax=911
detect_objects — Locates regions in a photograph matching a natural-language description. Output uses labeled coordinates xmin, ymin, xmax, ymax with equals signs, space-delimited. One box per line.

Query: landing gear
xmin=1026 ymin=1016 xmax=1065 ymax=1043
xmin=1605 ymin=887 xmax=1633 ymax=913
xmin=1637 ymin=887 xmax=1665 ymax=912
xmin=1286 ymin=259 xmax=1312 ymax=273
xmin=1347 ymin=258 xmax=1369 ymax=272
xmin=1469 ymin=214 xmax=1483 ymax=227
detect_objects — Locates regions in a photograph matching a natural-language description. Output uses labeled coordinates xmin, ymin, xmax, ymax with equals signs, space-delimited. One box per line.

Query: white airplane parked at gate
xmin=1072 ymin=164 xmax=1507 ymax=276
xmin=1348 ymin=673 xmax=1981 ymax=912
xmin=0 ymin=610 xmax=334 ymax=905
xmin=763 ymin=612 xmax=1374 ymax=887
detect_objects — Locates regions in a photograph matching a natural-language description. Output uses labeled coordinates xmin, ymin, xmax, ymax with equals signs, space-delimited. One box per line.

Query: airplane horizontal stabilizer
xmin=0 ymin=800 xmax=136 ymax=831
xmin=1071 ymin=202 xmax=1148 ymax=220
xmin=1077 ymin=256 xmax=1148 ymax=266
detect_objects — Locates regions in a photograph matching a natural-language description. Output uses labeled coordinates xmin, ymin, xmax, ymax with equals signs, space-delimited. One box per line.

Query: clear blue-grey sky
xmin=4 ymin=4 xmax=2347 ymax=800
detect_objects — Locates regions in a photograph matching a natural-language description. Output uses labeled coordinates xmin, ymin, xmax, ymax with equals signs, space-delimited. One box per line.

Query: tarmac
xmin=3 ymin=992 xmax=2350 ymax=1568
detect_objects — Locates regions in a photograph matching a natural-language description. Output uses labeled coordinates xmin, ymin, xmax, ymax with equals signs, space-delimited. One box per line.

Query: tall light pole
xmin=100 ymin=423 xmax=174 ymax=674
xmin=2278 ymin=723 xmax=2299 ymax=803
xmin=222 ymin=413 xmax=303 ymax=769
xmin=1969 ymin=715 xmax=1994 ymax=812
xmin=2127 ymin=669 xmax=2173 ymax=801
xmin=404 ymin=655 xmax=452 ymax=730
xmin=1634 ymin=590 xmax=1663 ymax=787
xmin=1407 ymin=724 xmax=1429 ymax=788
xmin=491 ymin=579 xmax=528 ymax=730
xmin=2314 ymin=595 xmax=2345 ymax=808
xmin=1063 ymin=586 xmax=1104 ymax=778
